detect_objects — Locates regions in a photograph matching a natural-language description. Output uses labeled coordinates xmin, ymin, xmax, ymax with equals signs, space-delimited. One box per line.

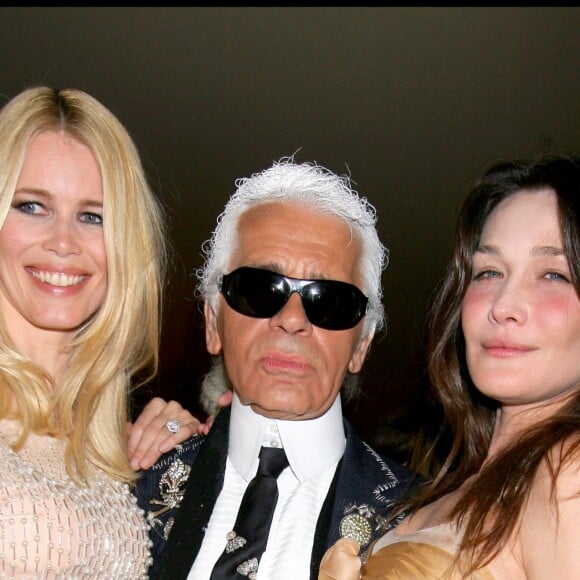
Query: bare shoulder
xmin=519 ymin=439 xmax=580 ymax=578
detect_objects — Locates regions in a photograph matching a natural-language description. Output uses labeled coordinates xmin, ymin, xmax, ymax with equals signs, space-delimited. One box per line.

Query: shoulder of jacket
xmin=149 ymin=434 xmax=205 ymax=472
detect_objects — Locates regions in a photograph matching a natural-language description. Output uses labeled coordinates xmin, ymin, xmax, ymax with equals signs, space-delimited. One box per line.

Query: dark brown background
xmin=1 ymin=7 xmax=578 ymax=445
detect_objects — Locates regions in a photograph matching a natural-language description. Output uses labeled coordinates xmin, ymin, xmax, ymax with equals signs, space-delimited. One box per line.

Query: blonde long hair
xmin=0 ymin=86 xmax=168 ymax=484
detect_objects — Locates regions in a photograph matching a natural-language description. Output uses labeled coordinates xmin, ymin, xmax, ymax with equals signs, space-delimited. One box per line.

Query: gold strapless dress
xmin=320 ymin=522 xmax=495 ymax=579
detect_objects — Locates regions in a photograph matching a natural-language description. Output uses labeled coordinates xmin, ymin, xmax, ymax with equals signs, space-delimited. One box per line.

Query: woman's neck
xmin=487 ymin=394 xmax=573 ymax=459
xmin=9 ymin=326 xmax=71 ymax=383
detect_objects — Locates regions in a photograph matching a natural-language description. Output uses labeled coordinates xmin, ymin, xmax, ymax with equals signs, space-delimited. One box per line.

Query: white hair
xmin=196 ymin=157 xmax=389 ymax=337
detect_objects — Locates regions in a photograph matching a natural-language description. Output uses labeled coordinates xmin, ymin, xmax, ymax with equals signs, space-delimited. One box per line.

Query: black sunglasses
xmin=219 ymin=267 xmax=368 ymax=331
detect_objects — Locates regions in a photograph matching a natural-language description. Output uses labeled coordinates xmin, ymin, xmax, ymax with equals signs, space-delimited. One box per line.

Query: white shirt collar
xmin=229 ymin=392 xmax=346 ymax=483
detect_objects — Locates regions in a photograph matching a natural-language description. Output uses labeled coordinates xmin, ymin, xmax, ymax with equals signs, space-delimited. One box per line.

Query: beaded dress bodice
xmin=0 ymin=419 xmax=152 ymax=579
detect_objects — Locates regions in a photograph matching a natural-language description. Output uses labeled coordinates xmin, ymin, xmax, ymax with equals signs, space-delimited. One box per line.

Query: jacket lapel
xmin=309 ymin=456 xmax=342 ymax=579
xmin=309 ymin=418 xmax=415 ymax=579
xmin=157 ymin=408 xmax=230 ymax=579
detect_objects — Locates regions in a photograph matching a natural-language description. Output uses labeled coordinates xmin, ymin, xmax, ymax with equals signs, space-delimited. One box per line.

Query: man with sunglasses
xmin=138 ymin=159 xmax=415 ymax=579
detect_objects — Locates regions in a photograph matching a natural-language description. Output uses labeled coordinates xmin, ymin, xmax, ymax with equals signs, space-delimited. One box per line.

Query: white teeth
xmin=31 ymin=270 xmax=86 ymax=287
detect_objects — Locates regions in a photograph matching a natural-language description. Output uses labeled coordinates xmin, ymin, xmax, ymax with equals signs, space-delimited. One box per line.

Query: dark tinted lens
xmin=301 ymin=281 xmax=368 ymax=330
xmin=221 ymin=267 xmax=368 ymax=330
xmin=221 ymin=268 xmax=289 ymax=318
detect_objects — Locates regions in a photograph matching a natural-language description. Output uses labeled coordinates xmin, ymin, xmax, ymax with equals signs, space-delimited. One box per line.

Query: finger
xmin=129 ymin=401 xmax=201 ymax=470
xmin=196 ymin=414 xmax=216 ymax=436
xmin=318 ymin=539 xmax=361 ymax=580
xmin=217 ymin=389 xmax=233 ymax=408
xmin=155 ymin=412 xmax=201 ymax=453
xmin=127 ymin=396 xmax=167 ymax=454
xmin=129 ymin=398 xmax=184 ymax=466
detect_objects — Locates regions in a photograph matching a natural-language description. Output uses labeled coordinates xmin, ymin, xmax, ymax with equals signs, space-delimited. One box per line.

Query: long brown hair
xmin=394 ymin=154 xmax=580 ymax=572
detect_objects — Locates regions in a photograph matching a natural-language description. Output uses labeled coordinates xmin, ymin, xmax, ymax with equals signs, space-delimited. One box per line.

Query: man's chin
xmin=248 ymin=401 xmax=311 ymax=421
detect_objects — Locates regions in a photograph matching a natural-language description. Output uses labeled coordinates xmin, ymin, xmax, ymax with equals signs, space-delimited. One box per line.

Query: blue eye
xmin=473 ymin=269 xmax=502 ymax=281
xmin=79 ymin=212 xmax=103 ymax=225
xmin=544 ymin=271 xmax=570 ymax=283
xmin=14 ymin=201 xmax=45 ymax=215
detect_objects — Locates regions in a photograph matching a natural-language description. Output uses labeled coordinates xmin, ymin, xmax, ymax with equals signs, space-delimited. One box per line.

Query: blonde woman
xmin=0 ymin=86 xmax=203 ymax=577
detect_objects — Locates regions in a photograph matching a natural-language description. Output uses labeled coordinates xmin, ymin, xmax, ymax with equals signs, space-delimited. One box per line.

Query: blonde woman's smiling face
xmin=0 ymin=130 xmax=107 ymax=344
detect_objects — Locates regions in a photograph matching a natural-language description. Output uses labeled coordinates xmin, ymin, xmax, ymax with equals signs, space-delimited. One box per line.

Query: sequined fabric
xmin=0 ymin=419 xmax=152 ymax=579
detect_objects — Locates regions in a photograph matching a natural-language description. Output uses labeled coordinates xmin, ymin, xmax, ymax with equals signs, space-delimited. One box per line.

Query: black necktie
xmin=210 ymin=446 xmax=289 ymax=579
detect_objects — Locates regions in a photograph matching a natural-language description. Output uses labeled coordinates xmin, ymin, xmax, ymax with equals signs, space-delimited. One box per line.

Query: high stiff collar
xmin=229 ymin=392 xmax=346 ymax=483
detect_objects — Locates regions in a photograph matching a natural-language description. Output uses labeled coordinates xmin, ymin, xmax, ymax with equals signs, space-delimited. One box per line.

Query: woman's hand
xmin=318 ymin=538 xmax=361 ymax=580
xmin=127 ymin=397 xmax=206 ymax=470
xmin=197 ymin=389 xmax=233 ymax=435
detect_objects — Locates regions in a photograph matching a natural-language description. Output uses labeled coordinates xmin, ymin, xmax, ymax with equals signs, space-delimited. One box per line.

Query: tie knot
xmin=257 ymin=446 xmax=288 ymax=478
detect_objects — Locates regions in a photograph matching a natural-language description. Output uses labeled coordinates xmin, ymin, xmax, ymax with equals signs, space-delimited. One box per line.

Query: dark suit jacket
xmin=136 ymin=407 xmax=416 ymax=579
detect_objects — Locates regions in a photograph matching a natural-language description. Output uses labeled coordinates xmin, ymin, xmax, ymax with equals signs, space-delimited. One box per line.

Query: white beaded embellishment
xmin=0 ymin=420 xmax=152 ymax=578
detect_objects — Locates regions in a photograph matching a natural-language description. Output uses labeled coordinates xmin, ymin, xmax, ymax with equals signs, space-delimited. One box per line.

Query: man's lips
xmin=261 ymin=352 xmax=311 ymax=372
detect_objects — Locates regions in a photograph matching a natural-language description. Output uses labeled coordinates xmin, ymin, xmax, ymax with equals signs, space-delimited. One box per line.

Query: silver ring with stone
xmin=165 ymin=418 xmax=181 ymax=434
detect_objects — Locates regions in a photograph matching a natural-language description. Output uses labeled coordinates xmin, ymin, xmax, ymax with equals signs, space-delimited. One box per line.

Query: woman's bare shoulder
xmin=519 ymin=439 xmax=580 ymax=578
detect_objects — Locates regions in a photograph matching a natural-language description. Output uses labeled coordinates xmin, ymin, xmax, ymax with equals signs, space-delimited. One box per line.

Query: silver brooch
xmin=158 ymin=458 xmax=191 ymax=508
xmin=339 ymin=503 xmax=384 ymax=548
xmin=147 ymin=458 xmax=191 ymax=535
xmin=225 ymin=530 xmax=247 ymax=553
xmin=236 ymin=557 xmax=258 ymax=578
xmin=163 ymin=517 xmax=175 ymax=540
